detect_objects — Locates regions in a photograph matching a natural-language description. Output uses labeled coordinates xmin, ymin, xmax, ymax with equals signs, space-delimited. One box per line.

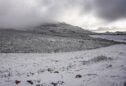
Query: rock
xmin=15 ymin=80 xmax=21 ymax=85
xmin=75 ymin=74 xmax=82 ymax=78
xmin=27 ymin=80 xmax=33 ymax=85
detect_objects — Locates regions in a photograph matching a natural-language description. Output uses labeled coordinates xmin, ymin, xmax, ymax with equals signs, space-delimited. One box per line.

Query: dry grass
xmin=0 ymin=29 xmax=118 ymax=53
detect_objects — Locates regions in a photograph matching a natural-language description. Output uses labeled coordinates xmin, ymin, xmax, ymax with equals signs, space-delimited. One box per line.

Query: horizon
xmin=0 ymin=22 xmax=126 ymax=33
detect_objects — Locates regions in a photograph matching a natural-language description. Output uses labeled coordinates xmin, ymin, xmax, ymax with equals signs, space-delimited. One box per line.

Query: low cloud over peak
xmin=0 ymin=0 xmax=126 ymax=31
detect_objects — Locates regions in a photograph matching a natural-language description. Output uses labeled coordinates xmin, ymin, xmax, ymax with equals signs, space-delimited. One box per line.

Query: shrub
xmin=83 ymin=55 xmax=113 ymax=65
xmin=91 ymin=55 xmax=113 ymax=63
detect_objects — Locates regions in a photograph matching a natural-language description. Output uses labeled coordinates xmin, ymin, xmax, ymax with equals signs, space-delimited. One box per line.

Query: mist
xmin=0 ymin=0 xmax=126 ymax=31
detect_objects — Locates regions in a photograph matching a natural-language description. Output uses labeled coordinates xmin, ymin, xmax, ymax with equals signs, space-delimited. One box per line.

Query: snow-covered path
xmin=0 ymin=44 xmax=126 ymax=86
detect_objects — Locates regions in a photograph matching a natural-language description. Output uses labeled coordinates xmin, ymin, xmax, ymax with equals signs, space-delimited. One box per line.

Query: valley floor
xmin=0 ymin=44 xmax=126 ymax=86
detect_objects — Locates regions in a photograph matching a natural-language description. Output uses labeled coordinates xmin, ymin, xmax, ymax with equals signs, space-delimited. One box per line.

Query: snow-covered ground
xmin=0 ymin=44 xmax=126 ymax=86
xmin=90 ymin=35 xmax=126 ymax=43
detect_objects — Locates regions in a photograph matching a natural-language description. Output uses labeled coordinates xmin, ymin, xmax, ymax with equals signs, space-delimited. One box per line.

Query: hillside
xmin=0 ymin=23 xmax=119 ymax=53
xmin=28 ymin=23 xmax=93 ymax=39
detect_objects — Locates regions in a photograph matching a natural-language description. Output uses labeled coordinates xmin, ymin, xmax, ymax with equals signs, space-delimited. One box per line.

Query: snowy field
xmin=90 ymin=35 xmax=126 ymax=43
xmin=0 ymin=44 xmax=126 ymax=86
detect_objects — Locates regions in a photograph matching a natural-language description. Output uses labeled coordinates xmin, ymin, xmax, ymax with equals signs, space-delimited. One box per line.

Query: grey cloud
xmin=92 ymin=0 xmax=126 ymax=21
xmin=79 ymin=0 xmax=126 ymax=21
xmin=0 ymin=0 xmax=126 ymax=28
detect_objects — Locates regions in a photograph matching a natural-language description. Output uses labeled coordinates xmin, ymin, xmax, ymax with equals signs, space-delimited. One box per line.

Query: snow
xmin=0 ymin=44 xmax=126 ymax=86
xmin=90 ymin=35 xmax=126 ymax=43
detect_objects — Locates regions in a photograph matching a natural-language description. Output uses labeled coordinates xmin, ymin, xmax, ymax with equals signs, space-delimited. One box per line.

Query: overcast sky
xmin=0 ymin=0 xmax=126 ymax=32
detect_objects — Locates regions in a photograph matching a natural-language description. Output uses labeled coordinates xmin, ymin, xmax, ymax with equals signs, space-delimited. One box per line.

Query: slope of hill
xmin=28 ymin=23 xmax=92 ymax=39
xmin=0 ymin=23 xmax=120 ymax=53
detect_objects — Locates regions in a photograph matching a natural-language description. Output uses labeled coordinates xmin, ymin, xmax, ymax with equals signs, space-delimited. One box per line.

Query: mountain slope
xmin=0 ymin=23 xmax=119 ymax=53
xmin=29 ymin=23 xmax=93 ymax=39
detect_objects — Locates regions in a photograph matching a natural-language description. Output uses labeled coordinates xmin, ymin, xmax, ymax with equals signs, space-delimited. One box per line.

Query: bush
xmin=91 ymin=55 xmax=113 ymax=63
xmin=83 ymin=55 xmax=113 ymax=65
